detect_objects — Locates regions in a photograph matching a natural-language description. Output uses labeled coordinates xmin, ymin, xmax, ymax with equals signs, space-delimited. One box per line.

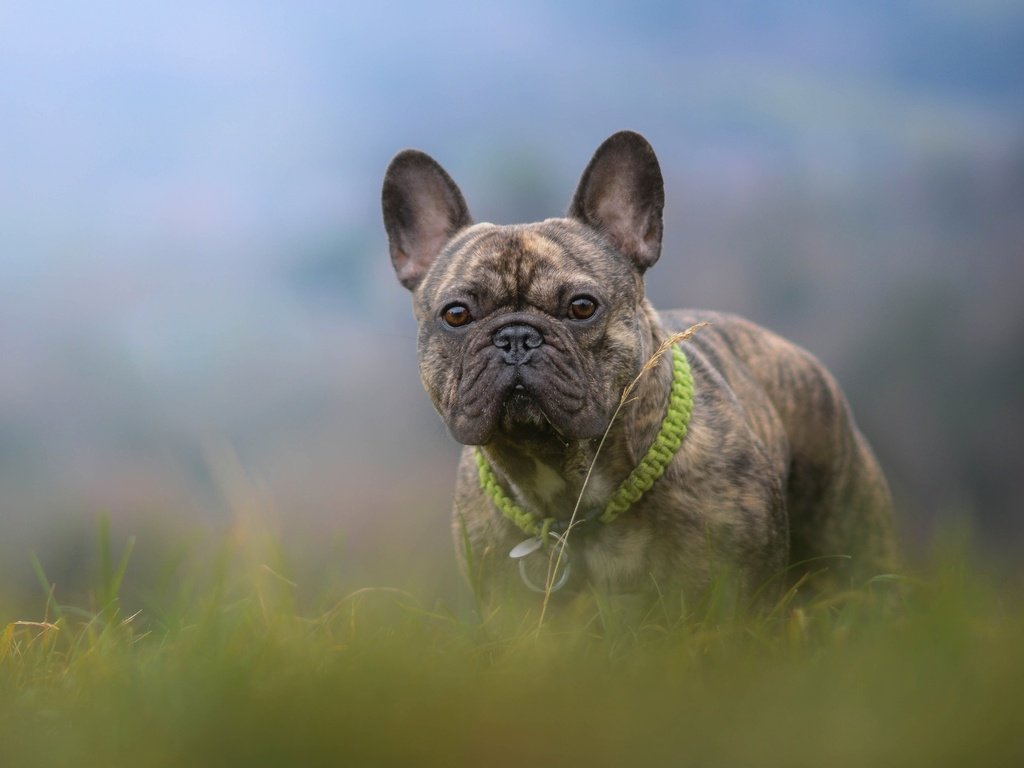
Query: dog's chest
xmin=526 ymin=462 xmax=655 ymax=590
xmin=530 ymin=459 xmax=568 ymax=505
xmin=580 ymin=525 xmax=654 ymax=591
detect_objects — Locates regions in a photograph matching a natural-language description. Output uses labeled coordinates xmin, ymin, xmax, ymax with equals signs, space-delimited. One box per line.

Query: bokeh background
xmin=2 ymin=1 xmax=1022 ymax=607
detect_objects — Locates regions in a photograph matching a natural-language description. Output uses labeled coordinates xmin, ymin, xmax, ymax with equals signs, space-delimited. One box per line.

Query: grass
xmin=2 ymin=521 xmax=1023 ymax=768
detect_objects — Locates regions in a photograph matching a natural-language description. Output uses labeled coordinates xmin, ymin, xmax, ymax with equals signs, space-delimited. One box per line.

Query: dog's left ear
xmin=382 ymin=149 xmax=472 ymax=291
xmin=568 ymin=131 xmax=665 ymax=272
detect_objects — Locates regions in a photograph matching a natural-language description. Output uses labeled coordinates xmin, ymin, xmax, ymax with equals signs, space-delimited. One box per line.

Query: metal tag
xmin=512 ymin=531 xmax=571 ymax=593
xmin=509 ymin=537 xmax=544 ymax=559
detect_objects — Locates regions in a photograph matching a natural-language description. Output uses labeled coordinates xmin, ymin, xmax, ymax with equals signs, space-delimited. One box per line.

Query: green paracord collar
xmin=475 ymin=344 xmax=694 ymax=539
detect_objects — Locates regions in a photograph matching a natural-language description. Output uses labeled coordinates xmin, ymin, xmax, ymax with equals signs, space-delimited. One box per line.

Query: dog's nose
xmin=493 ymin=323 xmax=544 ymax=364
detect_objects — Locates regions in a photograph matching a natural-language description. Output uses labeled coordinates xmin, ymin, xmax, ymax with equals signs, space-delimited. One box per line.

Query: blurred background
xmin=2 ymin=1 xmax=1022 ymax=609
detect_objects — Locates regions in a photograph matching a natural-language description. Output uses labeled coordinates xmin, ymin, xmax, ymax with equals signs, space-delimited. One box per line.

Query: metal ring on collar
xmin=515 ymin=531 xmax=571 ymax=594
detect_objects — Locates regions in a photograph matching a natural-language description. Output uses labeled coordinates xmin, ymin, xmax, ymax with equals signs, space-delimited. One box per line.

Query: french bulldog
xmin=381 ymin=131 xmax=895 ymax=611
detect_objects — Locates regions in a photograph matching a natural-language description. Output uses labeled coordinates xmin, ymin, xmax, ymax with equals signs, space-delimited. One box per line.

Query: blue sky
xmin=1 ymin=0 xmax=1022 ymax=549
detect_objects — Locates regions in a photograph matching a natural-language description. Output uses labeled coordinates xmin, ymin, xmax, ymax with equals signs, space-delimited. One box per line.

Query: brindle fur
xmin=382 ymin=131 xmax=896 ymax=612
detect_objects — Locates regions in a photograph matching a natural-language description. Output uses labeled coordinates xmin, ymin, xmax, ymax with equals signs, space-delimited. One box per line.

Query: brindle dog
xmin=382 ymin=131 xmax=895 ymax=612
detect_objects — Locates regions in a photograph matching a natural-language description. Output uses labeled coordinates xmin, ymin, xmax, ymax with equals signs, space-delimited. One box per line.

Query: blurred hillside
xmin=1 ymin=1 xmax=1022 ymax=598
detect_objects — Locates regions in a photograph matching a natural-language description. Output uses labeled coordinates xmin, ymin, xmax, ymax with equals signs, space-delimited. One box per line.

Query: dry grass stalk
xmin=536 ymin=322 xmax=710 ymax=629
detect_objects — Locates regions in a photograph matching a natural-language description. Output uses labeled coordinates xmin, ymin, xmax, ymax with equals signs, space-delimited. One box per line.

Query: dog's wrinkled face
xmin=412 ymin=220 xmax=643 ymax=445
xmin=382 ymin=131 xmax=665 ymax=446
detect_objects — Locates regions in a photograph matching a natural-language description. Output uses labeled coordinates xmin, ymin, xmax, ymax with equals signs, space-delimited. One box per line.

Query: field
xmin=2 ymin=520 xmax=1023 ymax=768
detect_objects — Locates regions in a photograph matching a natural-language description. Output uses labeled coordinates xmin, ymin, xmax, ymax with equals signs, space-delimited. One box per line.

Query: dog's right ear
xmin=382 ymin=150 xmax=472 ymax=291
xmin=568 ymin=131 xmax=664 ymax=272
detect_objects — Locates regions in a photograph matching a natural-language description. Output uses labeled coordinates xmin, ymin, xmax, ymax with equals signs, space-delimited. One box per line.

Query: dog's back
xmin=666 ymin=310 xmax=897 ymax=582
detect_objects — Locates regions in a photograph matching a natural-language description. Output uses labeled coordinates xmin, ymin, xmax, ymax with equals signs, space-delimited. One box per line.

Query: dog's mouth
xmin=446 ymin=373 xmax=605 ymax=446
xmin=500 ymin=383 xmax=552 ymax=434
xmin=443 ymin=322 xmax=611 ymax=445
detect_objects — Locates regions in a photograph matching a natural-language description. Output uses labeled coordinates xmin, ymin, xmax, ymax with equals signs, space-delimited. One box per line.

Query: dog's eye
xmin=568 ymin=296 xmax=598 ymax=321
xmin=442 ymin=303 xmax=473 ymax=328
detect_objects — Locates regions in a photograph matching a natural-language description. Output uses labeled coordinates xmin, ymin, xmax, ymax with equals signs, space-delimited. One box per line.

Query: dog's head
xmin=382 ymin=131 xmax=665 ymax=446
